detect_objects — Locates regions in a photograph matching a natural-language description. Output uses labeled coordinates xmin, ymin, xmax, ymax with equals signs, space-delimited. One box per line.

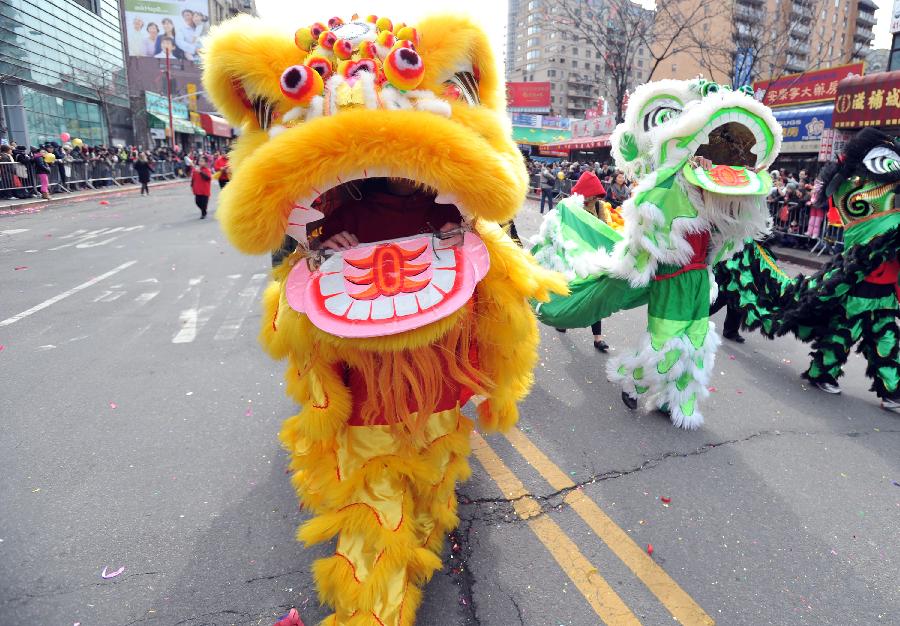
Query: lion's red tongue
xmin=285 ymin=233 xmax=489 ymax=337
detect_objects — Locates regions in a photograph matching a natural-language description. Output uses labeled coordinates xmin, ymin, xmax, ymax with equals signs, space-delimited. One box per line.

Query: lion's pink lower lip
xmin=285 ymin=233 xmax=489 ymax=338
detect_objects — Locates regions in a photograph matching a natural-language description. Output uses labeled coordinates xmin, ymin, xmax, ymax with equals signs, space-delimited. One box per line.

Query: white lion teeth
xmin=433 ymin=247 xmax=456 ymax=268
xmin=346 ymin=299 xmax=371 ymax=320
xmin=393 ymin=293 xmax=419 ymax=317
xmin=268 ymin=124 xmax=287 ymax=138
xmin=282 ymin=106 xmax=304 ymax=122
xmin=431 ymin=269 xmax=456 ymax=293
xmin=434 ymin=193 xmax=458 ymax=205
xmin=318 ymin=273 xmax=345 ymax=296
xmin=416 ymin=284 xmax=443 ymax=310
xmin=370 ymin=296 xmax=394 ymax=320
xmin=324 ymin=292 xmax=352 ymax=316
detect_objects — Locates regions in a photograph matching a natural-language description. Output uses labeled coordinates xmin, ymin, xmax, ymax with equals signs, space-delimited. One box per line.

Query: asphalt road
xmin=0 ymin=186 xmax=897 ymax=626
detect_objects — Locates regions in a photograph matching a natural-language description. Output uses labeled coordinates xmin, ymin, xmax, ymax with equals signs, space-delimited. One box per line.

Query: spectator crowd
xmin=0 ymin=140 xmax=231 ymax=202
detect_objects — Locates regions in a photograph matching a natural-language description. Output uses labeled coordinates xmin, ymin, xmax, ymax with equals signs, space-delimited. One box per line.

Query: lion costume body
xmin=202 ymin=14 xmax=564 ymax=625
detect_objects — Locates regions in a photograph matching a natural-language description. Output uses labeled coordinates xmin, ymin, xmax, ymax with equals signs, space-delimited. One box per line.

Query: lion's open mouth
xmin=694 ymin=122 xmax=758 ymax=168
xmin=679 ymin=111 xmax=774 ymax=197
xmin=283 ymin=176 xmax=490 ymax=338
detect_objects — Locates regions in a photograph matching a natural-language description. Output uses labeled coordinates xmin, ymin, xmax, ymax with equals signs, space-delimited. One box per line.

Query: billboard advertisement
xmin=752 ymin=63 xmax=864 ymax=108
xmin=506 ymin=82 xmax=551 ymax=111
xmin=123 ymin=0 xmax=209 ymax=62
xmin=892 ymin=0 xmax=900 ymax=33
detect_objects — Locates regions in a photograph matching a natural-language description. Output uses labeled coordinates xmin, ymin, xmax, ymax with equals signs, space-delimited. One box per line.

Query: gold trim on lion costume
xmin=202 ymin=13 xmax=565 ymax=625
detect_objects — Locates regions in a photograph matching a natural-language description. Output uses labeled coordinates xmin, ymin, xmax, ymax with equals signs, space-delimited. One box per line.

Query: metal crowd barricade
xmin=0 ymin=160 xmax=36 ymax=199
xmin=89 ymin=160 xmax=121 ymax=187
xmin=0 ymin=157 xmax=187 ymax=202
xmin=112 ymin=161 xmax=135 ymax=185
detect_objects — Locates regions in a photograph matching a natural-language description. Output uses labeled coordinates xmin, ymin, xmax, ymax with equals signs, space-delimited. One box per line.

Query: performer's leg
xmin=802 ymin=313 xmax=861 ymax=393
xmin=608 ymin=269 xmax=717 ymax=429
xmin=856 ymin=310 xmax=900 ymax=405
xmin=590 ymin=320 xmax=608 ymax=352
xmin=291 ymin=405 xmax=471 ymax=626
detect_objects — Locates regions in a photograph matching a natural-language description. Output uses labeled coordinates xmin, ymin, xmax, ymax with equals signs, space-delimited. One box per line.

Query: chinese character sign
xmin=833 ymin=74 xmax=900 ymax=128
xmin=753 ymin=63 xmax=864 ymax=108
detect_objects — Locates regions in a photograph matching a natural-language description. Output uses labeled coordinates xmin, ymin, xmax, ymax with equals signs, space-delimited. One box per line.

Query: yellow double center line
xmin=471 ymin=429 xmax=714 ymax=626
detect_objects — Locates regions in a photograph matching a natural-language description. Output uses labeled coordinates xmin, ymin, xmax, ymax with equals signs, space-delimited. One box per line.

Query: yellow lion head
xmin=202 ymin=14 xmax=564 ymax=436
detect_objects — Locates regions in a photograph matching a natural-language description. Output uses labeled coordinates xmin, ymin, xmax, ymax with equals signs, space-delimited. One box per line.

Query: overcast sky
xmin=254 ymin=0 xmax=896 ymax=60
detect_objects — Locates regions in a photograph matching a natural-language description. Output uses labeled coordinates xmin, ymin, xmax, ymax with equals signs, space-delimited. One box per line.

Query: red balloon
xmin=60 ymin=132 xmax=71 ymax=142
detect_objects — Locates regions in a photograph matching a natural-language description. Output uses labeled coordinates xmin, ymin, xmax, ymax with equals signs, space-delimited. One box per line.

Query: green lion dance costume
xmin=531 ymin=78 xmax=782 ymax=428
xmin=718 ymin=127 xmax=900 ymax=411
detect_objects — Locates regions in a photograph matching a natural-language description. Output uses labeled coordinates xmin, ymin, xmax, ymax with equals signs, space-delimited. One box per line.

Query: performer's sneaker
xmin=813 ymin=380 xmax=842 ymax=394
xmin=880 ymin=393 xmax=900 ymax=412
xmin=621 ymin=391 xmax=638 ymax=410
xmin=593 ymin=339 xmax=609 ymax=352
xmin=723 ymin=331 xmax=745 ymax=344
xmin=555 ymin=328 xmax=566 ymax=333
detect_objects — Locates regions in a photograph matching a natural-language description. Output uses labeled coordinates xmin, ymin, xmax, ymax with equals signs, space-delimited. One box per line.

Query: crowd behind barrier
xmin=526 ymin=156 xmax=844 ymax=258
xmin=0 ymin=142 xmax=226 ymax=202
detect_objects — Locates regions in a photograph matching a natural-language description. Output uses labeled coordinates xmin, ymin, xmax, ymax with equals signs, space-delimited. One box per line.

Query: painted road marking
xmin=0 ymin=229 xmax=29 ymax=235
xmin=214 ymin=273 xmax=267 ymax=341
xmin=0 ymin=260 xmax=137 ymax=327
xmin=134 ymin=291 xmax=159 ymax=306
xmin=173 ymin=274 xmax=240 ymax=343
xmin=48 ymin=226 xmax=144 ymax=251
xmin=471 ymin=432 xmax=641 ymax=626
xmin=503 ymin=427 xmax=715 ymax=626
xmin=93 ymin=290 xmax=126 ymax=303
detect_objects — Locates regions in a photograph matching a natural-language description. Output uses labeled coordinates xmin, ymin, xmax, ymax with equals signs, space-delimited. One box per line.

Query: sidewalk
xmin=0 ymin=179 xmax=184 ymax=216
xmin=768 ymin=243 xmax=831 ymax=270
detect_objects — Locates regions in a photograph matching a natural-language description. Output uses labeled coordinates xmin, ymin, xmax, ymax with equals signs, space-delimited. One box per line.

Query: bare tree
xmin=541 ymin=0 xmax=725 ymax=122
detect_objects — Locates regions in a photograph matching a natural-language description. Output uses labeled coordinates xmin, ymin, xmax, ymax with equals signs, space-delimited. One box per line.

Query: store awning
xmin=772 ymin=104 xmax=833 ymax=154
xmin=833 ymin=70 xmax=900 ymax=129
xmin=542 ymin=134 xmax=612 ymax=152
xmin=192 ymin=125 xmax=206 ymax=136
xmin=148 ymin=113 xmax=197 ymax=134
xmin=200 ymin=113 xmax=232 ymax=138
xmin=512 ymin=126 xmax=571 ymax=145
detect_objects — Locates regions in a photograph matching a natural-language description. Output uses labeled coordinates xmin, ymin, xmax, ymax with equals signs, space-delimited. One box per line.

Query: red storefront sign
xmin=832 ymin=71 xmax=900 ymax=129
xmin=200 ymin=113 xmax=232 ymax=138
xmin=542 ymin=135 xmax=611 ymax=154
xmin=507 ymin=82 xmax=551 ymax=111
xmin=753 ymin=63 xmax=864 ymax=108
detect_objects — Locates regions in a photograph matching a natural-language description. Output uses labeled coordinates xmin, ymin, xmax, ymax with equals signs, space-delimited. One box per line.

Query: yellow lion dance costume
xmin=203 ymin=13 xmax=564 ymax=626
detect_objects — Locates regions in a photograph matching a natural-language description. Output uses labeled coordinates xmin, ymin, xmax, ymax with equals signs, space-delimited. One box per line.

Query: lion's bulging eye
xmin=443 ymin=71 xmax=479 ymax=106
xmin=280 ymin=65 xmax=324 ymax=103
xmin=863 ymin=146 xmax=900 ymax=175
xmin=642 ymin=103 xmax=681 ymax=131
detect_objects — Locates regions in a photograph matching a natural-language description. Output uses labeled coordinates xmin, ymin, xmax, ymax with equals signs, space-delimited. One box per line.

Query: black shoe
xmin=723 ymin=331 xmax=745 ymax=344
xmin=813 ymin=380 xmax=841 ymax=394
xmin=555 ymin=328 xmax=566 ymax=333
xmin=880 ymin=391 xmax=900 ymax=412
xmin=621 ymin=391 xmax=638 ymax=410
xmin=593 ymin=340 xmax=609 ymax=352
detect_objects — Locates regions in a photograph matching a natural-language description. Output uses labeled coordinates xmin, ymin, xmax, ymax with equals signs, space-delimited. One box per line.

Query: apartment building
xmin=662 ymin=0 xmax=876 ymax=84
xmin=506 ymin=0 xmax=652 ymax=118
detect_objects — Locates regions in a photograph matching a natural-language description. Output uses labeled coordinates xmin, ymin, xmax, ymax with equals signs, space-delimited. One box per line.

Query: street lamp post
xmin=165 ymin=48 xmax=176 ymax=150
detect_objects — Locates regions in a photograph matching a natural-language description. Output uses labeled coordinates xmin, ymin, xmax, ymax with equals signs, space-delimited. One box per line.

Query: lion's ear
xmin=202 ymin=16 xmax=302 ymax=129
xmin=416 ymin=14 xmax=503 ymax=112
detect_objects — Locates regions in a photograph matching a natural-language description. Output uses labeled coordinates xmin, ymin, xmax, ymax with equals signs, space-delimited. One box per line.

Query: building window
xmin=528 ymin=0 xmax=539 ymax=9
xmin=527 ymin=50 xmax=541 ymax=60
xmin=549 ymin=69 xmax=557 ymax=77
xmin=572 ymin=60 xmax=578 ymax=67
xmin=70 ymin=0 xmax=99 ymax=13
xmin=528 ymin=25 xmax=540 ymax=35
xmin=528 ymin=37 xmax=539 ymax=47
xmin=526 ymin=63 xmax=536 ymax=71
xmin=571 ymin=46 xmax=577 ymax=55
xmin=638 ymin=59 xmax=643 ymax=68
xmin=671 ymin=63 xmax=677 ymax=73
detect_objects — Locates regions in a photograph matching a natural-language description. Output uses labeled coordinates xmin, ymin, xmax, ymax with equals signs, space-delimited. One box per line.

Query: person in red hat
xmin=570 ymin=170 xmax=607 ymax=221
xmin=555 ymin=170 xmax=611 ymax=352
